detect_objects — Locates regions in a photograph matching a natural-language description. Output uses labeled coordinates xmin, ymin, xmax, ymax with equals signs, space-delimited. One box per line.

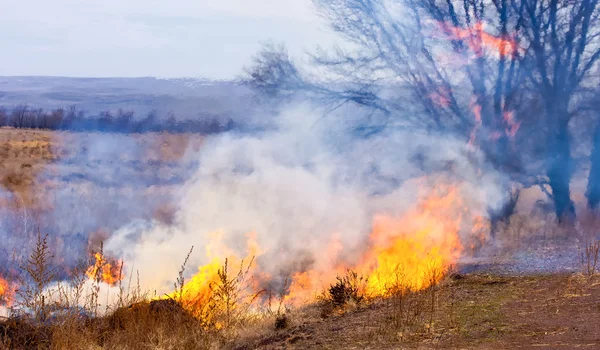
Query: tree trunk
xmin=547 ymin=126 xmax=575 ymax=222
xmin=586 ymin=122 xmax=600 ymax=209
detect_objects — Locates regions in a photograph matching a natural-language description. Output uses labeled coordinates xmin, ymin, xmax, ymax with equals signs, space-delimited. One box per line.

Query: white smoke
xmin=104 ymin=104 xmax=507 ymax=295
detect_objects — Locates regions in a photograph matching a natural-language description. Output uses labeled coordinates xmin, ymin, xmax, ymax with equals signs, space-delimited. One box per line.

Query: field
xmin=0 ymin=126 xmax=203 ymax=217
xmin=0 ymin=128 xmax=598 ymax=349
xmin=236 ymin=274 xmax=600 ymax=349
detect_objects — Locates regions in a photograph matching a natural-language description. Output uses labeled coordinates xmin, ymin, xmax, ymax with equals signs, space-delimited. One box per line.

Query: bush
xmin=326 ymin=270 xmax=368 ymax=309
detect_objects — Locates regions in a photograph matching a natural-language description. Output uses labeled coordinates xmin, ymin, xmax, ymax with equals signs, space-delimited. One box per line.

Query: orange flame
xmin=174 ymin=181 xmax=478 ymax=312
xmin=86 ymin=252 xmax=124 ymax=285
xmin=167 ymin=231 xmax=263 ymax=322
xmin=0 ymin=276 xmax=16 ymax=306
xmin=356 ymin=185 xmax=464 ymax=294
xmin=440 ymin=21 xmax=520 ymax=58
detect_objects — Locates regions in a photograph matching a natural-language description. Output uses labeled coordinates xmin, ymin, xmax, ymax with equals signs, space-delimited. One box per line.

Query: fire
xmin=166 ymin=231 xmax=262 ymax=324
xmin=173 ymin=181 xmax=475 ymax=313
xmin=0 ymin=276 xmax=16 ymax=306
xmin=356 ymin=186 xmax=464 ymax=294
xmin=86 ymin=252 xmax=124 ymax=285
xmin=439 ymin=21 xmax=520 ymax=58
xmin=368 ymin=185 xmax=465 ymax=293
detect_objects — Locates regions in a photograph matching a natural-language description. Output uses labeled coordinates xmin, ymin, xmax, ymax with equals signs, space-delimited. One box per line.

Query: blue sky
xmin=0 ymin=0 xmax=336 ymax=79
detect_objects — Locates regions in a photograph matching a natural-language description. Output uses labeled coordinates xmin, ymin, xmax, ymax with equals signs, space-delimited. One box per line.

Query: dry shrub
xmin=496 ymin=213 xmax=544 ymax=250
xmin=324 ymin=270 xmax=368 ymax=310
xmin=576 ymin=209 xmax=600 ymax=243
xmin=376 ymin=264 xmax=445 ymax=340
xmin=95 ymin=299 xmax=211 ymax=349
xmin=580 ymin=241 xmax=600 ymax=277
xmin=0 ymin=239 xmax=238 ymax=349
xmin=573 ymin=210 xmax=600 ymax=278
xmin=495 ymin=209 xmax=583 ymax=252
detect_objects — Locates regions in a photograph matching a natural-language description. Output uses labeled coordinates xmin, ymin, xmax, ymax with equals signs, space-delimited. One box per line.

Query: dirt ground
xmin=233 ymin=273 xmax=600 ymax=350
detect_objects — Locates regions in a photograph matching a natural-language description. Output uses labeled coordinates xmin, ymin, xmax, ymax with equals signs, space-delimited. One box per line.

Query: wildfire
xmin=86 ymin=252 xmax=124 ymax=285
xmin=439 ymin=21 xmax=520 ymax=58
xmin=357 ymin=186 xmax=464 ymax=294
xmin=173 ymin=182 xmax=476 ymax=312
xmin=0 ymin=276 xmax=16 ymax=306
xmin=166 ymin=231 xmax=263 ymax=323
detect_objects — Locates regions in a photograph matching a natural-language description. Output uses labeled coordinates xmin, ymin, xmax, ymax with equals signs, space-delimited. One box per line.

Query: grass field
xmin=0 ymin=128 xmax=598 ymax=349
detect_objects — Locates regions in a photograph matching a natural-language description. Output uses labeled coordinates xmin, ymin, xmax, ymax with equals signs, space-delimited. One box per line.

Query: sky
xmin=0 ymin=0 xmax=337 ymax=79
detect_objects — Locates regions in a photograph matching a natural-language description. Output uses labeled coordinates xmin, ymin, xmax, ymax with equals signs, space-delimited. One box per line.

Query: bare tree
xmin=115 ymin=108 xmax=135 ymax=132
xmin=11 ymin=105 xmax=29 ymax=128
xmin=246 ymin=0 xmax=535 ymax=231
xmin=246 ymin=0 xmax=600 ymax=224
xmin=517 ymin=0 xmax=600 ymax=220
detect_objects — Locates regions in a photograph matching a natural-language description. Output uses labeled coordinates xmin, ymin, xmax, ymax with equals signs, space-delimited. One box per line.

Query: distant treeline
xmin=0 ymin=105 xmax=235 ymax=134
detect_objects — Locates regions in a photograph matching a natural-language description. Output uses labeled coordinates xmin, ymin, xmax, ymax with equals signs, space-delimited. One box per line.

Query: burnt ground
xmin=233 ymin=273 xmax=600 ymax=350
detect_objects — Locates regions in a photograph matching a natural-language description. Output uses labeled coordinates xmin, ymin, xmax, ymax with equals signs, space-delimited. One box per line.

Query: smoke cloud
xmin=103 ymin=103 xmax=508 ymax=296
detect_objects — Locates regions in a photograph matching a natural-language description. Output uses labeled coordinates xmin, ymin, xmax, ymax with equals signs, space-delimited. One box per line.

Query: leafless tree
xmin=246 ymin=0 xmax=600 ymax=224
xmin=517 ymin=0 xmax=600 ymax=220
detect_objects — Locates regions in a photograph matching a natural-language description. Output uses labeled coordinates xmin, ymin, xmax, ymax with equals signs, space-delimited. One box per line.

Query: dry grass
xmin=2 ymin=225 xmax=600 ymax=349
xmin=2 ymin=128 xmax=600 ymax=348
xmin=0 ymin=128 xmax=203 ymax=212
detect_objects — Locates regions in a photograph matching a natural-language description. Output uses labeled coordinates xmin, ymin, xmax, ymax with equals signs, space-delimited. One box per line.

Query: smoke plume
xmin=103 ymin=104 xmax=507 ymax=297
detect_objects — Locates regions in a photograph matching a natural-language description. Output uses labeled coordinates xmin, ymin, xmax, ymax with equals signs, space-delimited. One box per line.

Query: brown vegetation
xmin=1 ymin=129 xmax=600 ymax=349
xmin=1 ymin=228 xmax=599 ymax=349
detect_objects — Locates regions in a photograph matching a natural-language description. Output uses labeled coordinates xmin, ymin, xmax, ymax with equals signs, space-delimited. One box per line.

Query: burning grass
xmin=0 ymin=179 xmax=501 ymax=349
xmin=0 ymin=218 xmax=599 ymax=349
xmin=0 ymin=129 xmax=599 ymax=348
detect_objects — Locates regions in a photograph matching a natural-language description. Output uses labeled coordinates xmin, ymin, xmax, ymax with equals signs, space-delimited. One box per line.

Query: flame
xmin=172 ymin=180 xmax=477 ymax=315
xmin=86 ymin=252 xmax=124 ymax=285
xmin=167 ymin=231 xmax=263 ymax=324
xmin=356 ymin=184 xmax=464 ymax=294
xmin=439 ymin=21 xmax=520 ymax=58
xmin=431 ymin=21 xmax=522 ymax=143
xmin=0 ymin=276 xmax=16 ymax=306
xmin=468 ymin=101 xmax=521 ymax=145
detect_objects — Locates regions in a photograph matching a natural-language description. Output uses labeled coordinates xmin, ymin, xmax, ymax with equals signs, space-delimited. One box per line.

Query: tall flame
xmin=356 ymin=184 xmax=464 ymax=294
xmin=86 ymin=252 xmax=124 ymax=285
xmin=0 ymin=276 xmax=16 ymax=306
